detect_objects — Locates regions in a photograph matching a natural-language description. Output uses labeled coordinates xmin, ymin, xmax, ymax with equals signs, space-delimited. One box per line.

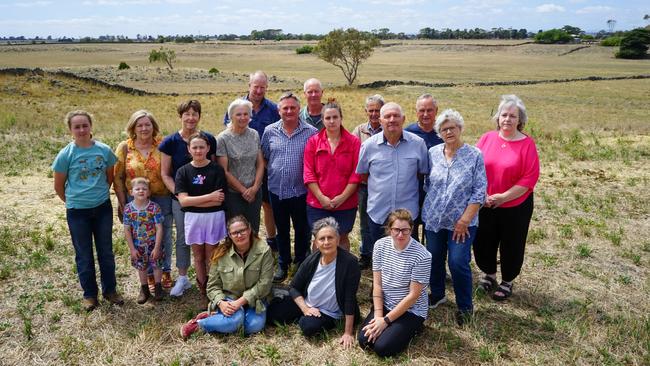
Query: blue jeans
xmin=365 ymin=218 xmax=386 ymax=258
xmin=66 ymin=199 xmax=117 ymax=299
xmin=268 ymin=192 xmax=310 ymax=269
xmin=172 ymin=199 xmax=191 ymax=270
xmin=358 ymin=184 xmax=372 ymax=257
xmin=199 ymin=305 xmax=266 ymax=335
xmin=425 ymin=227 xmax=477 ymax=312
xmin=129 ymin=195 xmax=173 ymax=273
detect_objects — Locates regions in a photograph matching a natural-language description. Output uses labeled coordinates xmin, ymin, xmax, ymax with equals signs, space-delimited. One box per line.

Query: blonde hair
xmin=130 ymin=177 xmax=150 ymax=188
xmin=125 ymin=110 xmax=160 ymax=140
xmin=384 ymin=209 xmax=414 ymax=236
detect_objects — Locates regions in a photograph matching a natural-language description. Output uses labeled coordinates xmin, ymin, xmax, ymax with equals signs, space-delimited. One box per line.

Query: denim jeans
xmin=199 ymin=305 xmax=266 ymax=335
xmin=425 ymin=227 xmax=477 ymax=312
xmin=365 ymin=218 xmax=386 ymax=259
xmin=128 ymin=195 xmax=173 ymax=274
xmin=357 ymin=184 xmax=372 ymax=258
xmin=66 ymin=199 xmax=117 ymax=299
xmin=268 ymin=192 xmax=310 ymax=269
xmin=172 ymin=199 xmax=191 ymax=270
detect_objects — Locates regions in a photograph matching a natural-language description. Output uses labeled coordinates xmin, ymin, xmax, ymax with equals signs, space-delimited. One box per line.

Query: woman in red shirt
xmin=474 ymin=95 xmax=540 ymax=301
xmin=303 ymin=102 xmax=362 ymax=251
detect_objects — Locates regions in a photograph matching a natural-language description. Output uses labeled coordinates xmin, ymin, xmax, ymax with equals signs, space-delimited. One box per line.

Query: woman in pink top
xmin=474 ymin=95 xmax=540 ymax=301
xmin=304 ymin=102 xmax=362 ymax=251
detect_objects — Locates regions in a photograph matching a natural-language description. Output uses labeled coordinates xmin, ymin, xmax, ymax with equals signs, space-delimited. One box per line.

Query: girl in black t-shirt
xmin=175 ymin=133 xmax=227 ymax=308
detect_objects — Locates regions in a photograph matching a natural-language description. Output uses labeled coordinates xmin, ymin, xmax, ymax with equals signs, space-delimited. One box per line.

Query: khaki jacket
xmin=206 ymin=238 xmax=274 ymax=313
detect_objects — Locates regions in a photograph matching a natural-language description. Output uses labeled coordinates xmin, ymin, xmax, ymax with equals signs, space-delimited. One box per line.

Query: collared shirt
xmin=261 ymin=119 xmax=318 ymax=200
xmin=421 ymin=143 xmax=487 ymax=232
xmin=351 ymin=121 xmax=382 ymax=144
xmin=356 ymin=131 xmax=428 ymax=223
xmin=223 ymin=96 xmax=280 ymax=139
xmin=206 ymin=237 xmax=274 ymax=313
xmin=303 ymin=127 xmax=361 ymax=210
xmin=404 ymin=122 xmax=443 ymax=150
xmin=299 ymin=105 xmax=324 ymax=131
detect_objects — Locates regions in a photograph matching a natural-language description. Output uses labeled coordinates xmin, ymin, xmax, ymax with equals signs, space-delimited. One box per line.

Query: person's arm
xmin=486 ymin=185 xmax=529 ymax=208
xmin=240 ymin=247 xmax=274 ymax=311
xmin=105 ymin=167 xmax=115 ymax=188
xmin=206 ymin=262 xmax=226 ymax=313
xmin=330 ymin=183 xmax=358 ymax=209
xmin=383 ymin=281 xmax=425 ymax=323
xmin=160 ymin=152 xmax=175 ymax=194
xmin=362 ymin=271 xmax=386 ymax=342
xmin=453 ymin=203 xmax=481 ymax=243
xmin=246 ymin=150 xmax=265 ymax=198
xmin=151 ymin=222 xmax=163 ymax=260
xmin=218 ymin=155 xmax=248 ymax=194
xmin=292 ymin=295 xmax=322 ymax=317
xmin=339 ymin=314 xmax=355 ymax=349
xmin=53 ymin=172 xmax=67 ymax=203
xmin=113 ymin=142 xmax=128 ymax=209
xmin=124 ymin=222 xmax=140 ymax=263
xmin=340 ymin=255 xmax=361 ymax=348
xmin=306 ymin=183 xmax=332 ymax=209
xmin=177 ymin=191 xmax=224 ymax=208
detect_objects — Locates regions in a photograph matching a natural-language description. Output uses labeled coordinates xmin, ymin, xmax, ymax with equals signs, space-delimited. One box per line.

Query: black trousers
xmin=473 ymin=193 xmax=534 ymax=282
xmin=266 ymin=296 xmax=337 ymax=337
xmin=357 ymin=307 xmax=424 ymax=358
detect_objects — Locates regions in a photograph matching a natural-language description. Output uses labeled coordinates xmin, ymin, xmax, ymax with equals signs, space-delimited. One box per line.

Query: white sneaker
xmin=170 ymin=276 xmax=191 ymax=297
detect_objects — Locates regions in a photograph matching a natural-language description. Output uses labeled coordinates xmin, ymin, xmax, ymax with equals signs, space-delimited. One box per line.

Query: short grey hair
xmin=249 ymin=70 xmax=268 ymax=84
xmin=492 ymin=94 xmax=528 ymax=131
xmin=416 ymin=93 xmax=437 ymax=106
xmin=227 ymin=98 xmax=253 ymax=124
xmin=303 ymin=78 xmax=322 ymax=92
xmin=365 ymin=94 xmax=385 ymax=108
xmin=312 ymin=217 xmax=340 ymax=238
xmin=380 ymin=102 xmax=404 ymax=118
xmin=434 ymin=109 xmax=464 ymax=137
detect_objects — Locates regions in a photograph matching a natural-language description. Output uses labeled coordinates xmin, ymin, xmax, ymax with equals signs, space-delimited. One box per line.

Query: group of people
xmin=52 ymin=70 xmax=539 ymax=358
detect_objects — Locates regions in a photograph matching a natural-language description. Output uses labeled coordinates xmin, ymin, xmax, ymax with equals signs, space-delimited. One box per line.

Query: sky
xmin=0 ymin=0 xmax=647 ymax=38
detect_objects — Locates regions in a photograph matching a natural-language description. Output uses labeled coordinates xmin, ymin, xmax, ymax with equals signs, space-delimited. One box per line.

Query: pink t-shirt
xmin=476 ymin=130 xmax=540 ymax=208
xmin=303 ymin=128 xmax=361 ymax=210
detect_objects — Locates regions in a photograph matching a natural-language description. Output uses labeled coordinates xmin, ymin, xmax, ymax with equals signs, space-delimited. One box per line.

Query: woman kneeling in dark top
xmin=266 ymin=217 xmax=361 ymax=348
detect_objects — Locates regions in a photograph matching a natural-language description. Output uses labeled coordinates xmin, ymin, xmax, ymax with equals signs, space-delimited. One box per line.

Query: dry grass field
xmin=0 ymin=41 xmax=648 ymax=365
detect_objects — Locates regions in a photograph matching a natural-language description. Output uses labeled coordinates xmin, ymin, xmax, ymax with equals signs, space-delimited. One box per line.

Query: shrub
xmin=600 ymin=36 xmax=622 ymax=47
xmin=615 ymin=28 xmax=650 ymax=59
xmin=295 ymin=45 xmax=314 ymax=54
xmin=208 ymin=67 xmax=219 ymax=74
xmin=534 ymin=29 xmax=573 ymax=44
xmin=118 ymin=62 xmax=130 ymax=70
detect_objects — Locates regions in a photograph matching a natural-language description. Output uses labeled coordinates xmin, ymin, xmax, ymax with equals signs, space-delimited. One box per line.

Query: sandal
xmin=478 ymin=275 xmax=498 ymax=292
xmin=492 ymin=282 xmax=513 ymax=301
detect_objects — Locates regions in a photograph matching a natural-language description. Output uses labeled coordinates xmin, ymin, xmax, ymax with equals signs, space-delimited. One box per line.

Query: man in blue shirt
xmin=356 ymin=102 xmax=428 ymax=266
xmin=405 ymin=94 xmax=444 ymax=243
xmin=224 ymin=71 xmax=280 ymax=251
xmin=299 ymin=78 xmax=324 ymax=130
xmin=261 ymin=92 xmax=318 ymax=282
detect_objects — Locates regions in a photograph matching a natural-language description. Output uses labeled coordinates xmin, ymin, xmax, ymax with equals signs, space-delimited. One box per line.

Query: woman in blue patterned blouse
xmin=421 ymin=109 xmax=487 ymax=325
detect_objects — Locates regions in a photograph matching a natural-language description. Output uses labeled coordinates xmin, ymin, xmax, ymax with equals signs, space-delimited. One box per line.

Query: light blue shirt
xmin=356 ymin=131 xmax=428 ymax=223
xmin=421 ymin=143 xmax=487 ymax=232
xmin=52 ymin=141 xmax=117 ymax=209
xmin=305 ymin=258 xmax=342 ymax=319
xmin=261 ymin=119 xmax=318 ymax=200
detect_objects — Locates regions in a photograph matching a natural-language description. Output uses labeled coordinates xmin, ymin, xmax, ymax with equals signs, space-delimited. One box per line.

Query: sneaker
xmin=137 ymin=284 xmax=151 ymax=304
xmin=456 ymin=310 xmax=473 ymax=326
xmin=154 ymin=283 xmax=165 ymax=301
xmin=147 ymin=275 xmax=156 ymax=293
xmin=358 ymin=256 xmax=372 ymax=270
xmin=83 ymin=297 xmax=99 ymax=312
xmin=272 ymin=266 xmax=288 ymax=283
xmin=104 ymin=292 xmax=124 ymax=306
xmin=180 ymin=318 xmax=201 ymax=340
xmin=170 ymin=276 xmax=191 ymax=297
xmin=162 ymin=272 xmax=174 ymax=289
xmin=429 ymin=294 xmax=447 ymax=309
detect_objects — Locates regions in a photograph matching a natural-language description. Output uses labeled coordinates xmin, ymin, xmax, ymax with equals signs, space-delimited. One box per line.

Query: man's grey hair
xmin=303 ymin=78 xmax=322 ymax=92
xmin=365 ymin=94 xmax=385 ymax=107
xmin=416 ymin=93 xmax=437 ymax=106
xmin=380 ymin=102 xmax=404 ymax=118
xmin=249 ymin=70 xmax=268 ymax=84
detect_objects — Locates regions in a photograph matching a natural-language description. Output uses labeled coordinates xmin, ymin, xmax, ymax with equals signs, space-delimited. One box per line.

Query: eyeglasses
xmin=229 ymin=228 xmax=249 ymax=237
xmin=279 ymin=92 xmax=300 ymax=104
xmin=390 ymin=227 xmax=412 ymax=236
xmin=440 ymin=126 xmax=458 ymax=134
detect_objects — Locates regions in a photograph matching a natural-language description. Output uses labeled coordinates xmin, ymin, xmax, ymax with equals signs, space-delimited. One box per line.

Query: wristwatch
xmin=383 ymin=316 xmax=392 ymax=326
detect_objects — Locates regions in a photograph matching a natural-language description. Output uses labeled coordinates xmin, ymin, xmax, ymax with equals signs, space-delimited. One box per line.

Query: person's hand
xmin=151 ymin=247 xmax=162 ymax=261
xmin=129 ymin=248 xmax=140 ymax=262
xmin=330 ymin=195 xmax=345 ymax=209
xmin=211 ymin=189 xmax=225 ymax=205
xmin=487 ymin=193 xmax=506 ymax=208
xmin=219 ymin=300 xmax=238 ymax=316
xmin=362 ymin=316 xmax=388 ymax=343
xmin=117 ymin=203 xmax=125 ymax=223
xmin=339 ymin=333 xmax=355 ymax=349
xmin=452 ymin=219 xmax=470 ymax=243
xmin=303 ymin=307 xmax=321 ymax=317
xmin=242 ymin=186 xmax=257 ymax=203
xmin=317 ymin=195 xmax=332 ymax=210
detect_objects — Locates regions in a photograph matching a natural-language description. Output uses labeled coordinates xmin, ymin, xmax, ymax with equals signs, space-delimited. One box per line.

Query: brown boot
xmin=197 ymin=278 xmax=209 ymax=310
xmin=154 ymin=283 xmax=165 ymax=301
xmin=137 ymin=284 xmax=151 ymax=304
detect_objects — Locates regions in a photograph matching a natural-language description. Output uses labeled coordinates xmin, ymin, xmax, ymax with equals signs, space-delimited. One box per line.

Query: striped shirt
xmin=373 ymin=236 xmax=432 ymax=319
xmin=261 ymin=119 xmax=318 ymax=200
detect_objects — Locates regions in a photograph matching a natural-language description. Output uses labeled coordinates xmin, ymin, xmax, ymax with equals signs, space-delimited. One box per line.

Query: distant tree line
xmin=417 ymin=27 xmax=530 ymax=39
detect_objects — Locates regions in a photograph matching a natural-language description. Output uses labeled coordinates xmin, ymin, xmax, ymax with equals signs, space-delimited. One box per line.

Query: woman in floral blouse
xmin=421 ymin=109 xmax=487 ymax=325
xmin=114 ymin=110 xmax=173 ymax=289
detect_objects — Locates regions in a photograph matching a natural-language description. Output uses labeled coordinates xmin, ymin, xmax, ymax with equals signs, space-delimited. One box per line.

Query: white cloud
xmin=362 ymin=0 xmax=425 ymax=5
xmin=535 ymin=3 xmax=565 ymax=13
xmin=14 ymin=1 xmax=52 ymax=7
xmin=82 ymin=0 xmax=161 ymax=5
xmin=576 ymin=6 xmax=614 ymax=14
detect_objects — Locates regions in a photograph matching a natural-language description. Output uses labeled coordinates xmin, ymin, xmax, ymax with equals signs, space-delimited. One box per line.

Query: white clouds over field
xmin=0 ymin=0 xmax=647 ymax=37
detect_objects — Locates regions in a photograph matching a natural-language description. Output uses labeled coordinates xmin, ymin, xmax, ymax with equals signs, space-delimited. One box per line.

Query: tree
xmin=616 ymin=28 xmax=650 ymax=59
xmin=149 ymin=46 xmax=176 ymax=69
xmin=561 ymin=25 xmax=583 ymax=36
xmin=315 ymin=28 xmax=380 ymax=85
xmin=534 ymin=29 xmax=573 ymax=44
